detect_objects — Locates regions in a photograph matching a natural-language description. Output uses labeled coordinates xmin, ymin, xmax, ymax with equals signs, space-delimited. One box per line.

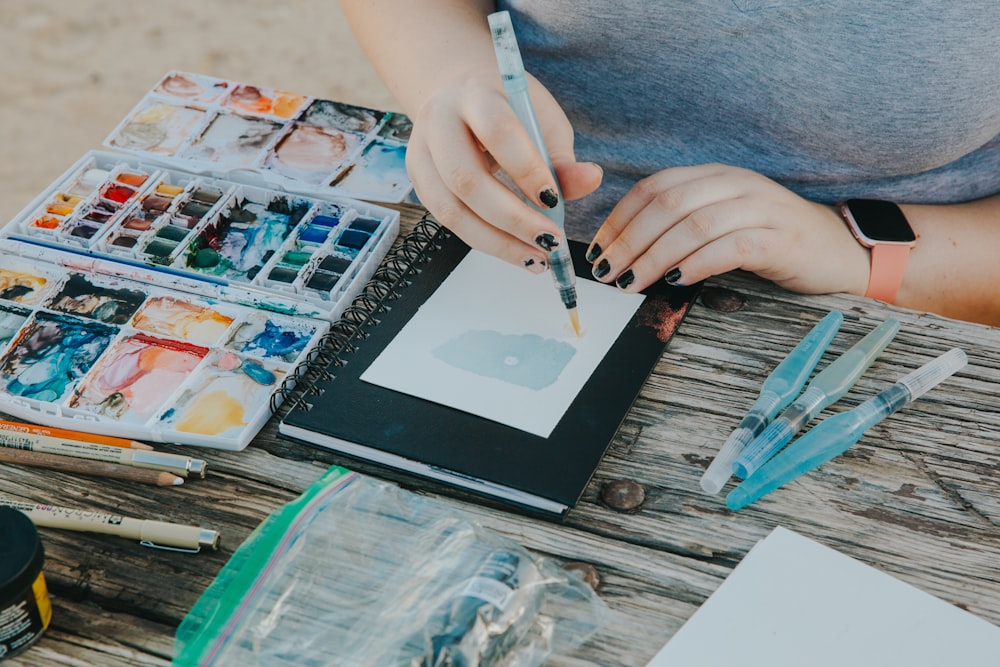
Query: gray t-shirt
xmin=497 ymin=1 xmax=1000 ymax=238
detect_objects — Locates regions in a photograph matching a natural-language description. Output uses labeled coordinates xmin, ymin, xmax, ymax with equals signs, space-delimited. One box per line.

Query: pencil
xmin=0 ymin=447 xmax=183 ymax=487
xmin=0 ymin=419 xmax=154 ymax=450
xmin=0 ymin=430 xmax=205 ymax=478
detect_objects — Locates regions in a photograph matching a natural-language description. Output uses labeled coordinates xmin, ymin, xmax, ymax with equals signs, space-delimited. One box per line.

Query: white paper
xmin=361 ymin=250 xmax=644 ymax=437
xmin=647 ymin=526 xmax=1000 ymax=667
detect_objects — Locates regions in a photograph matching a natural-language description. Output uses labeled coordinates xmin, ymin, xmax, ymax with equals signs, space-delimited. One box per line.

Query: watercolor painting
xmin=432 ymin=330 xmax=576 ymax=390
xmin=361 ymin=251 xmax=645 ymax=437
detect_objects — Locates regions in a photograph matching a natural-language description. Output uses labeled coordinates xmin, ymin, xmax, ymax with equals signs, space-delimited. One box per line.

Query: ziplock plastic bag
xmin=173 ymin=467 xmax=607 ymax=666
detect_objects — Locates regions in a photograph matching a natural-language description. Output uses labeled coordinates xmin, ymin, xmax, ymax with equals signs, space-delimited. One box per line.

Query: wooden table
xmin=4 ymin=205 xmax=1000 ymax=666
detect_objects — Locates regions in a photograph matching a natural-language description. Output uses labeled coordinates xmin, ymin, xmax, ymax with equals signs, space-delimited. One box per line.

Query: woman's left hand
xmin=586 ymin=163 xmax=870 ymax=296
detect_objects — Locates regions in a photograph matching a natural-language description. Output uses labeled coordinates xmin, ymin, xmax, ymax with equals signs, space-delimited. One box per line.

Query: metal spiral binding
xmin=270 ymin=213 xmax=451 ymax=415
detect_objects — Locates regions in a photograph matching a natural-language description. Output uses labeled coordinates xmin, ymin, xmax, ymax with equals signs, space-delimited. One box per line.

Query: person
xmin=340 ymin=1 xmax=1000 ymax=326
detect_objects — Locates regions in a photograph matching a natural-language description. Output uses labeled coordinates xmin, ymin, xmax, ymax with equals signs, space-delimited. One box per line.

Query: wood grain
xmin=5 ymin=205 xmax=1000 ymax=666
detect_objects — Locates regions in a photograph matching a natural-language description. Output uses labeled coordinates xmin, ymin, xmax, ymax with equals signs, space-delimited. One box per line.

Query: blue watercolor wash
xmin=241 ymin=320 xmax=312 ymax=360
xmin=1 ymin=313 xmax=116 ymax=402
xmin=432 ymin=330 xmax=576 ymax=390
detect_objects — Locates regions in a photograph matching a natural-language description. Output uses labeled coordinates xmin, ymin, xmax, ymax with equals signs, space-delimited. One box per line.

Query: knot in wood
xmin=701 ymin=286 xmax=746 ymax=312
xmin=562 ymin=562 xmax=601 ymax=590
xmin=600 ymin=479 xmax=646 ymax=511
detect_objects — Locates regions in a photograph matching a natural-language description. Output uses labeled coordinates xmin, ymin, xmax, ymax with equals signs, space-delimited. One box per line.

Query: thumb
xmin=554 ymin=160 xmax=603 ymax=201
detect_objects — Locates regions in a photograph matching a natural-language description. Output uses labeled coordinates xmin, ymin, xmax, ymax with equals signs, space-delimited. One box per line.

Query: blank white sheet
xmin=647 ymin=526 xmax=1000 ymax=666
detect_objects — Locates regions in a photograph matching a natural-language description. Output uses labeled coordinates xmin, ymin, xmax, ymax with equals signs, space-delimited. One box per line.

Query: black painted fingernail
xmin=664 ymin=267 xmax=682 ymax=284
xmin=522 ymin=257 xmax=545 ymax=274
xmin=539 ymin=188 xmax=559 ymax=208
xmin=593 ymin=258 xmax=611 ymax=279
xmin=616 ymin=269 xmax=635 ymax=290
xmin=586 ymin=243 xmax=602 ymax=263
xmin=534 ymin=232 xmax=559 ymax=251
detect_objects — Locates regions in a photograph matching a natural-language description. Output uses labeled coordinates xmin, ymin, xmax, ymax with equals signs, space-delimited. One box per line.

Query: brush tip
xmin=569 ymin=308 xmax=581 ymax=337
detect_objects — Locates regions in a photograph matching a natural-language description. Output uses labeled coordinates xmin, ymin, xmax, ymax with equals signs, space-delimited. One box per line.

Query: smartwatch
xmin=837 ymin=198 xmax=916 ymax=304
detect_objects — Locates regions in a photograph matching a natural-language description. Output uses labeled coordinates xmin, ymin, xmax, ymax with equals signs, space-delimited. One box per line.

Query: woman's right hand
xmin=406 ymin=67 xmax=603 ymax=272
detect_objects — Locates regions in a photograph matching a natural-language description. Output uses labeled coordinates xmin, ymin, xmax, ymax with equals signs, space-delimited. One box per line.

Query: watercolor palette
xmin=0 ymin=248 xmax=327 ymax=449
xmin=4 ymin=150 xmax=399 ymax=321
xmin=105 ymin=71 xmax=415 ymax=204
xmin=0 ymin=72 xmax=412 ymax=451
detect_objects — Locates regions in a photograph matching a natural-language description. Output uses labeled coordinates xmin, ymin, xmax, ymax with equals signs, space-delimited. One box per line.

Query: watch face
xmin=843 ymin=199 xmax=916 ymax=243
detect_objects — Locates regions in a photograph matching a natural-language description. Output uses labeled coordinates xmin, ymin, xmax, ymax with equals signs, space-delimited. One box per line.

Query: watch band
xmin=837 ymin=199 xmax=915 ymax=305
xmin=866 ymin=243 xmax=910 ymax=304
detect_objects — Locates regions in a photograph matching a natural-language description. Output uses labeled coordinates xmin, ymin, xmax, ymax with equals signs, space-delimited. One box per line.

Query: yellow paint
xmin=175 ymin=389 xmax=246 ymax=435
xmin=0 ymin=269 xmax=47 ymax=303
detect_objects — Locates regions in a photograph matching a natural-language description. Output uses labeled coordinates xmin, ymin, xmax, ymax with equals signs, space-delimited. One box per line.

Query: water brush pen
xmin=700 ymin=310 xmax=843 ymax=495
xmin=727 ymin=348 xmax=967 ymax=510
xmin=731 ymin=317 xmax=901 ymax=480
xmin=489 ymin=10 xmax=581 ymax=336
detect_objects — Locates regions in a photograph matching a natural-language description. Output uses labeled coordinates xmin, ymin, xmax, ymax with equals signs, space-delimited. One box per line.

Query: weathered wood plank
xmin=5 ymin=205 xmax=1000 ymax=666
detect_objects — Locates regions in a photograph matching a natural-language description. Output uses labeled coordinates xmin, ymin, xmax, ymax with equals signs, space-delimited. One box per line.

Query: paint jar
xmin=0 ymin=507 xmax=52 ymax=660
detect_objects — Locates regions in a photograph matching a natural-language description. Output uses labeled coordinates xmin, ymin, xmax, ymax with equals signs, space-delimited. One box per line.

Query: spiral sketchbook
xmin=278 ymin=215 xmax=700 ymax=516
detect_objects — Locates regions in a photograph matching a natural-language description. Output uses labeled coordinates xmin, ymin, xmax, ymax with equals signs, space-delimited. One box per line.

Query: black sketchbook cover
xmin=279 ymin=216 xmax=699 ymax=516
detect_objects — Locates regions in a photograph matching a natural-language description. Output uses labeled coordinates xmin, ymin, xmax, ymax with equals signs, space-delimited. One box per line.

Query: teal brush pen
xmin=727 ymin=348 xmax=967 ymax=510
xmin=700 ymin=310 xmax=843 ymax=495
xmin=489 ymin=11 xmax=580 ymax=335
xmin=732 ymin=318 xmax=901 ymax=479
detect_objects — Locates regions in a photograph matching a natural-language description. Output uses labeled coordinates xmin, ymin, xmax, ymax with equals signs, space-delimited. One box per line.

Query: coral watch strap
xmin=866 ymin=244 xmax=910 ymax=303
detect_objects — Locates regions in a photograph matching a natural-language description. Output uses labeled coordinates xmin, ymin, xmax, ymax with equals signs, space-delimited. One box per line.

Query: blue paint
xmin=242 ymin=359 xmax=276 ymax=385
xmin=432 ymin=330 xmax=576 ymax=390
xmin=0 ymin=313 xmax=116 ymax=402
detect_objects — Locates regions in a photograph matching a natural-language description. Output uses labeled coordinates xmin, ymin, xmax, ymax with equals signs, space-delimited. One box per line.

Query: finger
xmin=591 ymin=164 xmax=733 ymax=250
xmin=407 ymin=142 xmax=548 ymax=274
xmin=587 ymin=170 xmax=740 ymax=283
xmin=462 ymin=90 xmax=563 ymax=209
xmin=423 ymin=116 xmax=565 ymax=253
xmin=555 ymin=161 xmax=603 ymax=201
xmin=616 ymin=199 xmax=774 ymax=292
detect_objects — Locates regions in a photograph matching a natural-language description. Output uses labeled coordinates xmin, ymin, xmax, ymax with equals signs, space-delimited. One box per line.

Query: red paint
xmin=102 ymin=184 xmax=137 ymax=204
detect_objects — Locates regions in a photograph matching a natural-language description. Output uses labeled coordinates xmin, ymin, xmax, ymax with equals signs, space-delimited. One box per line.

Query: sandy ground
xmin=0 ymin=0 xmax=398 ymax=224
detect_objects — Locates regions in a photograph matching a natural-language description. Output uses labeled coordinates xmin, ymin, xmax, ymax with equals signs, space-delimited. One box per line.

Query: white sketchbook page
xmin=360 ymin=250 xmax=644 ymax=437
xmin=647 ymin=526 xmax=1000 ymax=667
